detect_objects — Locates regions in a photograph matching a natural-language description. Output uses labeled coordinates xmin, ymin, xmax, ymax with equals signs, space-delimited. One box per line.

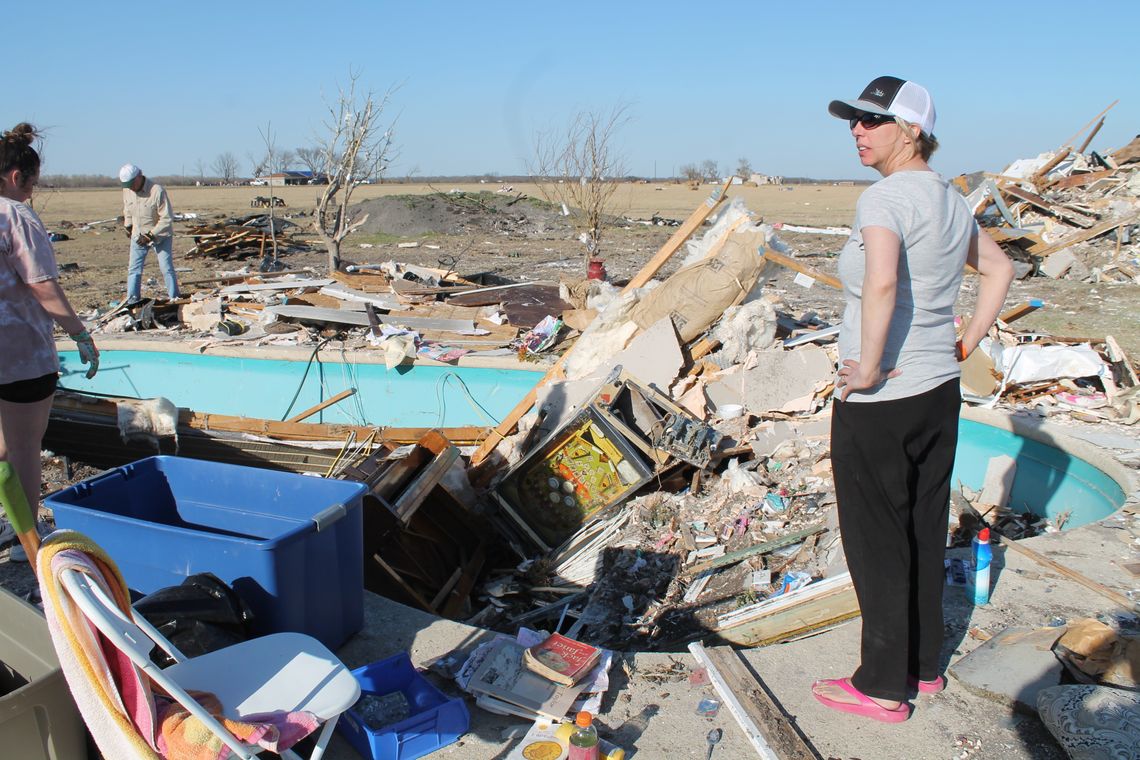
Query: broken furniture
xmin=495 ymin=369 xmax=722 ymax=550
xmin=344 ymin=432 xmax=491 ymax=619
xmin=56 ymin=552 xmax=359 ymax=760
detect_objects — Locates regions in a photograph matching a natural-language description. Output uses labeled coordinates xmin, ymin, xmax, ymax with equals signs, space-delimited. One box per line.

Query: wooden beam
xmin=1001 ymin=185 xmax=1095 ymax=228
xmin=285 ymin=388 xmax=357 ymax=423
xmin=622 ymin=176 xmax=733 ymax=292
xmin=998 ymin=299 xmax=1044 ymax=326
xmin=702 ymin=646 xmax=817 ymax=760
xmin=761 ymin=249 xmax=842 ymax=289
xmin=1030 ymin=147 xmax=1072 ymax=184
xmin=1077 ymin=118 xmax=1105 ymax=154
xmin=1061 ymin=100 xmax=1118 ymax=149
xmin=682 ymin=526 xmax=824 ymax=578
xmin=1033 ymin=211 xmax=1140 ymax=258
xmin=688 ymin=642 xmax=782 ymax=760
xmin=469 ymin=179 xmax=733 ymax=466
xmin=1042 ymin=169 xmax=1115 ymax=192
xmin=994 ymin=532 xmax=1135 ymax=611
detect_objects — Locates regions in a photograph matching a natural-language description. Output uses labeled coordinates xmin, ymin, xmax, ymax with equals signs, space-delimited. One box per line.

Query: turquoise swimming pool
xmin=57 ymin=348 xmax=1129 ymax=527
xmin=953 ymin=417 xmax=1127 ymax=529
xmin=58 ymin=349 xmax=544 ymax=429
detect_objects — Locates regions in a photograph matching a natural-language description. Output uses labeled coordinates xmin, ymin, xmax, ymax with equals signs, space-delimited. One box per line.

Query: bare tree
xmin=680 ymin=163 xmax=703 ymax=183
xmin=700 ymin=159 xmax=719 ymax=182
xmin=531 ymin=104 xmax=629 ymax=267
xmin=257 ymin=124 xmax=282 ymax=266
xmin=295 ymin=146 xmax=322 ymax=178
xmin=735 ymin=157 xmax=753 ymax=180
xmin=194 ymin=158 xmax=206 ymax=181
xmin=248 ymin=151 xmax=267 ymax=179
xmin=212 ymin=152 xmax=239 ymax=184
xmin=314 ymin=73 xmax=399 ymax=272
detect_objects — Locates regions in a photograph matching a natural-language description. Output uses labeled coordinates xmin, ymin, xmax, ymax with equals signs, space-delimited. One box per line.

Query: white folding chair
xmin=60 ymin=567 xmax=360 ymax=760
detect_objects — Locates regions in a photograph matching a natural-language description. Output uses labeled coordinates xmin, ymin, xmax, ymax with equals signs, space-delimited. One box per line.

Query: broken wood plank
xmin=994 ymin=531 xmax=1136 ymax=611
xmin=1033 ymin=211 xmax=1140 ymax=258
xmin=1001 ymin=185 xmax=1095 ymax=228
xmin=266 ymin=304 xmax=474 ymax=332
xmin=761 ymin=249 xmax=841 ymax=289
xmin=998 ymin=299 xmax=1044 ymax=325
xmin=682 ymin=526 xmax=824 ymax=578
xmin=1062 ymin=100 xmax=1119 ymax=149
xmin=623 ymin=176 xmax=732 ymax=292
xmin=471 ymin=182 xmax=733 ymax=466
xmin=1077 ymin=117 xmax=1105 ymax=154
xmin=688 ymin=642 xmax=782 ymax=760
xmin=703 ymin=646 xmax=817 ymax=760
xmin=1044 ymin=168 xmax=1115 ymax=191
xmin=1030 ymin=147 xmax=1072 ymax=184
xmin=285 ymin=388 xmax=357 ymax=423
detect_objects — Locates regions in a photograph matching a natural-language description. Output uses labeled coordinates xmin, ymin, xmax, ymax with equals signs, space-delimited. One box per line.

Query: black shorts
xmin=0 ymin=373 xmax=59 ymax=403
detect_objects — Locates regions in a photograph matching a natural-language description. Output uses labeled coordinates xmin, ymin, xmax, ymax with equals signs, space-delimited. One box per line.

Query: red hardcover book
xmin=523 ymin=633 xmax=602 ymax=686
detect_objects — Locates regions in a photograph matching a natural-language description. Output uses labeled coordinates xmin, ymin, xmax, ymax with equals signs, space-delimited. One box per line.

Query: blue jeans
xmin=127 ymin=235 xmax=180 ymax=301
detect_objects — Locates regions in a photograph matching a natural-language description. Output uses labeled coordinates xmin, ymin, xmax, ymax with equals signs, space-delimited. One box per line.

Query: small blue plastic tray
xmin=337 ymin=652 xmax=469 ymax=760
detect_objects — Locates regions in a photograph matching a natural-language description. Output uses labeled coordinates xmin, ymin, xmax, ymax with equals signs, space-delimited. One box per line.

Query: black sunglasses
xmin=848 ymin=113 xmax=896 ymax=130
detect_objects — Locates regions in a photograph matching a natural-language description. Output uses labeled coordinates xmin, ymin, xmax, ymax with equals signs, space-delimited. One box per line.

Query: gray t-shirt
xmin=837 ymin=170 xmax=977 ymax=402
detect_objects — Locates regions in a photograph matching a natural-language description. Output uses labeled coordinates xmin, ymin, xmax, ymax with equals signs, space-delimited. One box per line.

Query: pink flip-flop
xmin=812 ymin=678 xmax=910 ymax=723
xmin=908 ymin=675 xmax=946 ymax=694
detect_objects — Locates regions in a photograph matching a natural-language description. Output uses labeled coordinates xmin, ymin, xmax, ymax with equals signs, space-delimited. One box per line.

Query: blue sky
xmin=10 ymin=1 xmax=1138 ymax=180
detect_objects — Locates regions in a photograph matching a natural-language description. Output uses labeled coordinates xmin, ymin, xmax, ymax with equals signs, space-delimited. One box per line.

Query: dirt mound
xmin=351 ymin=191 xmax=573 ymax=238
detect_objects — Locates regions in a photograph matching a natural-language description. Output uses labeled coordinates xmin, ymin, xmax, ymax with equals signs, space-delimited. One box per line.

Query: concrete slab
xmin=947 ymin=626 xmax=1065 ymax=713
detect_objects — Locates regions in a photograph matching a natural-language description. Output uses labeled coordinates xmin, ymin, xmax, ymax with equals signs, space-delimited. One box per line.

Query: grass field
xmin=31 ymin=181 xmax=864 ymax=229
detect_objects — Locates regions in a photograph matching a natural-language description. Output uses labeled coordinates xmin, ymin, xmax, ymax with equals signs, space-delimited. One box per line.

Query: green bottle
xmin=568 ymin=710 xmax=599 ymax=760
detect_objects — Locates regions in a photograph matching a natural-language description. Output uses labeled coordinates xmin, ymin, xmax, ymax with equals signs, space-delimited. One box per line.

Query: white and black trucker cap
xmin=828 ymin=75 xmax=936 ymax=138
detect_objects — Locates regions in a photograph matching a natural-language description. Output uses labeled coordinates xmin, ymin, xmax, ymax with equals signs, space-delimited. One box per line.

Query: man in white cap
xmin=119 ymin=163 xmax=180 ymax=304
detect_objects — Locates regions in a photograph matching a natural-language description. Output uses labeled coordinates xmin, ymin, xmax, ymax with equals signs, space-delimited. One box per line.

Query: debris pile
xmin=962 ymin=129 xmax=1140 ymax=284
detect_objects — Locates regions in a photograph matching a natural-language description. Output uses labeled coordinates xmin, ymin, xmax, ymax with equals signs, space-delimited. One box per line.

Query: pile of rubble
xmin=962 ymin=128 xmax=1140 ymax=284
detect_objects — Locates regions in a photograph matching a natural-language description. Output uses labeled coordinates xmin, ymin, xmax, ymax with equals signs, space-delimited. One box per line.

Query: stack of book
xmin=466 ymin=633 xmax=602 ymax=721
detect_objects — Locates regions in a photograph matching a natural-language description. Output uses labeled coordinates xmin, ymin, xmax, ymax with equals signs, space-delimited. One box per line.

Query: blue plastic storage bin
xmin=45 ymin=455 xmax=366 ymax=649
xmin=337 ymin=652 xmax=469 ymax=760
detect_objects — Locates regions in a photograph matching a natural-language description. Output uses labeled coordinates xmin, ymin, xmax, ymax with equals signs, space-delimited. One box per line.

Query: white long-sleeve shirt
xmin=122 ymin=179 xmax=174 ymax=239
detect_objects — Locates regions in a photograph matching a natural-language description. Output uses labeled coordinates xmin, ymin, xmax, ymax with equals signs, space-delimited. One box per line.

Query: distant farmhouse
xmin=749 ymin=173 xmax=784 ymax=185
xmin=256 ymin=171 xmax=328 ymax=187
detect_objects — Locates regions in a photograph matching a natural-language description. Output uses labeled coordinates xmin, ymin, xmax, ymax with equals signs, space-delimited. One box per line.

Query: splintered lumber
xmin=1001 ymin=185 xmax=1096 ymax=228
xmin=469 ymin=179 xmax=732 ymax=466
xmin=1033 ymin=210 xmax=1140 ymax=258
xmin=998 ymin=299 xmax=1044 ymax=325
xmin=1061 ymin=100 xmax=1119 ymax=149
xmin=285 ymin=388 xmax=357 ymax=423
xmin=700 ymin=646 xmax=817 ymax=760
xmin=682 ymin=526 xmax=824 ymax=578
xmin=1044 ymin=169 xmax=1115 ymax=191
xmin=688 ymin=642 xmax=782 ymax=760
xmin=994 ymin=531 xmax=1135 ymax=611
xmin=1077 ymin=118 xmax=1105 ymax=153
xmin=1030 ymin=147 xmax=1072 ymax=184
xmin=622 ymin=176 xmax=733 ymax=292
xmin=761 ymin=249 xmax=842 ymax=289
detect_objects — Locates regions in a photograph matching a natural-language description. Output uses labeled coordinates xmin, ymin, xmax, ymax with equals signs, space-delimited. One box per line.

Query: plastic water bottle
xmin=568 ymin=710 xmax=600 ymax=760
xmin=972 ymin=527 xmax=992 ymax=605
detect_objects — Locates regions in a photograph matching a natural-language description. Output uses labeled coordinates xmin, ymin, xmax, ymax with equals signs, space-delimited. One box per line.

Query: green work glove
xmin=71 ymin=329 xmax=100 ymax=379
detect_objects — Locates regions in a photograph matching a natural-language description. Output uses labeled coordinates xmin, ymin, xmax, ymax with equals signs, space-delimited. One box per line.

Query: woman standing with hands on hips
xmin=811 ymin=78 xmax=1014 ymax=722
xmin=0 ymin=123 xmax=99 ymax=555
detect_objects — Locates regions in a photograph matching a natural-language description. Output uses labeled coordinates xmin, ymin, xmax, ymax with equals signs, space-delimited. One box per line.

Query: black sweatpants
xmin=831 ymin=379 xmax=960 ymax=702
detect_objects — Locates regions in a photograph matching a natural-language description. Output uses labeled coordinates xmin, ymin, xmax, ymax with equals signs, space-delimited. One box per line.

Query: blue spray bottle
xmin=972 ymin=527 xmax=992 ymax=605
